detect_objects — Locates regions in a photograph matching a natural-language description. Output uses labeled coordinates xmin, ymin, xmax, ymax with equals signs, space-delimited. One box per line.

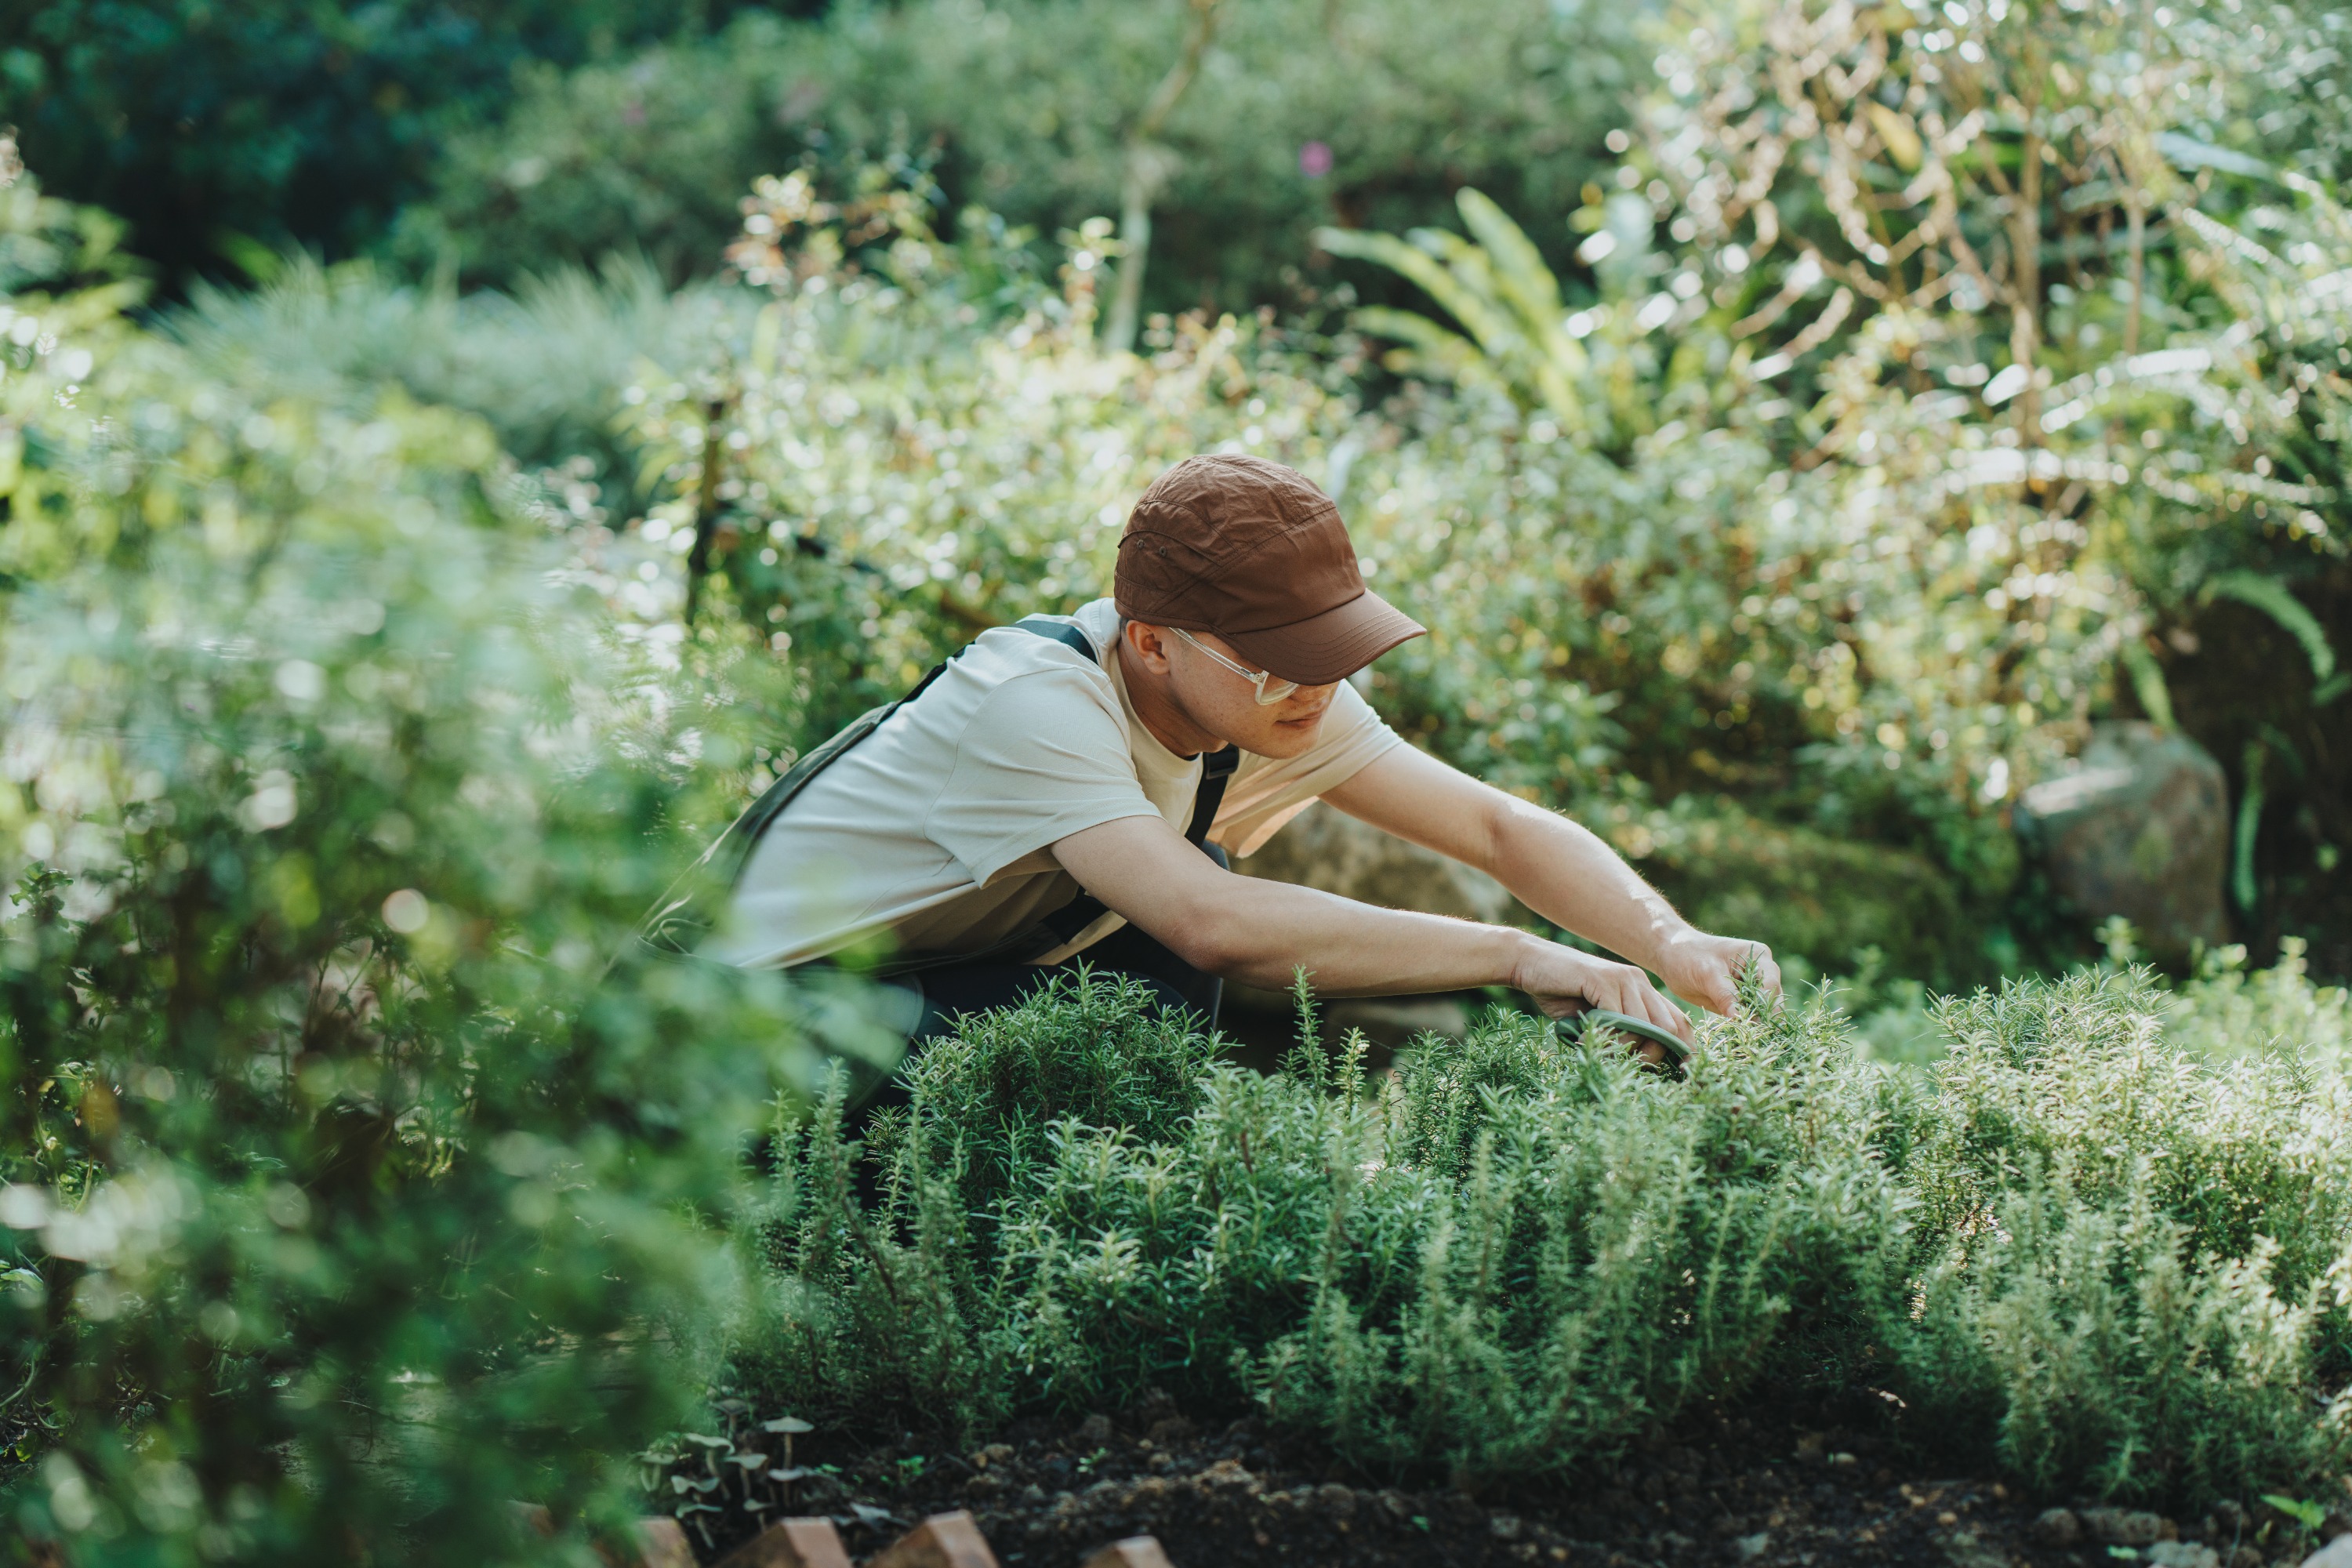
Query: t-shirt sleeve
xmin=1214 ymin=681 xmax=1405 ymax=858
xmin=925 ymin=669 xmax=1166 ymax=884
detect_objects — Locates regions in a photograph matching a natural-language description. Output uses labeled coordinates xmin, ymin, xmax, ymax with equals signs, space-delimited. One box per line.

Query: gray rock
xmin=2016 ymin=721 xmax=2229 ymax=957
xmin=2303 ymin=1533 xmax=2352 ymax=1568
xmin=2151 ymin=1542 xmax=2220 ymax=1568
xmin=2033 ymin=1508 xmax=2083 ymax=1546
xmin=1940 ymin=1530 xmax=2012 ymax=1568
xmin=1233 ymin=801 xmax=1516 ymax=924
xmin=2078 ymin=1507 xmax=2168 ymax=1547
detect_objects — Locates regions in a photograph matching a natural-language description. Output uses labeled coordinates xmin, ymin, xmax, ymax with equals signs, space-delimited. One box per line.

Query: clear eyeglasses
xmin=1171 ymin=627 xmax=1301 ymax=705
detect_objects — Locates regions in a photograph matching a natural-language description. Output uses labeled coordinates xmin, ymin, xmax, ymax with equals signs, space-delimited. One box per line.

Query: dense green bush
xmin=1621 ymin=0 xmax=2352 ymax=950
xmin=395 ymin=0 xmax=1640 ymax=309
xmin=385 ymin=15 xmax=811 ymax=289
xmin=165 ymin=253 xmax=757 ymax=504
xmin=0 ymin=157 xmax=883 ymax=1564
xmin=723 ymin=960 xmax=2349 ymax=1509
xmin=2165 ymin=937 xmax=2352 ymax=1060
xmin=0 ymin=0 xmax=759 ymax=290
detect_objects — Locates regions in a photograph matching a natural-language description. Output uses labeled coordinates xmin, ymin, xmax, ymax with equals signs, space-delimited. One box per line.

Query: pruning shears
xmin=1554 ymin=1004 xmax=1693 ymax=1081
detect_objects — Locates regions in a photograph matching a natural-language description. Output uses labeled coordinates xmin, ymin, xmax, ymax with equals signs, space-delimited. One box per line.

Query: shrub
xmin=396 ymin=0 xmax=1641 ymax=310
xmin=1896 ymin=973 xmax=2352 ymax=1499
xmin=2165 ymin=938 xmax=2352 ymax=1062
xmin=162 ymin=252 xmax=760 ymax=512
xmin=716 ymin=964 xmax=2350 ymax=1512
xmin=1 ymin=0 xmax=739 ymax=289
xmin=1911 ymin=968 xmax=2352 ymax=1316
xmin=0 ymin=156 xmax=877 ymax=1564
xmin=384 ymin=16 xmax=808 ymax=289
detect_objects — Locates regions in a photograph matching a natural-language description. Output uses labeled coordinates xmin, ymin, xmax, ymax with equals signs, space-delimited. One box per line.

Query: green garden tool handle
xmin=1555 ymin=1006 xmax=1693 ymax=1079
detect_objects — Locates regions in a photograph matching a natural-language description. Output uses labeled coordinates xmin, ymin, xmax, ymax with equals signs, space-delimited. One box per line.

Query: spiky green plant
xmin=724 ymin=954 xmax=2350 ymax=1508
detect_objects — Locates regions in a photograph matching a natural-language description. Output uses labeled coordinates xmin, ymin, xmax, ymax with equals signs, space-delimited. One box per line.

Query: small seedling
xmin=2263 ymin=1495 xmax=2327 ymax=1532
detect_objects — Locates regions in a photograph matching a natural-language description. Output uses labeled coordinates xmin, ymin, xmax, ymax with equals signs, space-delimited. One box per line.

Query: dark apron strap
xmin=639 ymin=617 xmax=1086 ymax=957
xmin=636 ymin=615 xmax=1243 ymax=971
xmin=1000 ymin=739 xmax=1236 ymax=966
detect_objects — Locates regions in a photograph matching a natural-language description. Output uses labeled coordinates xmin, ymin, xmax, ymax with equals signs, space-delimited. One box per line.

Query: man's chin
xmin=1243 ymin=716 xmax=1327 ymax=758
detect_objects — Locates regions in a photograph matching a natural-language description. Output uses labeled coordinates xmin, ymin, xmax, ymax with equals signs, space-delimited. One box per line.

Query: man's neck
xmin=1118 ymin=636 xmax=1229 ymax=760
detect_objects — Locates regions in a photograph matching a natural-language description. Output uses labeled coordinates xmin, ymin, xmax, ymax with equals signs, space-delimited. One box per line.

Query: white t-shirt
xmin=706 ymin=597 xmax=1403 ymax=970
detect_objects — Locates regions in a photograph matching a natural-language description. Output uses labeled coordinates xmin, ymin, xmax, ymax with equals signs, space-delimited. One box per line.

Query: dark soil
xmin=682 ymin=1387 xmax=2332 ymax=1568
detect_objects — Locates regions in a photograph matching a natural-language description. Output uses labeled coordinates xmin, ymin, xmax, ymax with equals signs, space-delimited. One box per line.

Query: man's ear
xmin=1123 ymin=619 xmax=1176 ymax=673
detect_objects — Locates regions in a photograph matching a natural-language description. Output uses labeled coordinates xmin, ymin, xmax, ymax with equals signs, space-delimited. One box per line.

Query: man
xmin=699 ymin=453 xmax=1778 ymax=1054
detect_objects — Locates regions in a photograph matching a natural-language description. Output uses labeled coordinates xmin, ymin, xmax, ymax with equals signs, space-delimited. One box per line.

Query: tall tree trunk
xmin=2009 ymin=125 xmax=2044 ymax=440
xmin=1105 ymin=0 xmax=1221 ymax=357
xmin=2122 ymin=198 xmax=2146 ymax=357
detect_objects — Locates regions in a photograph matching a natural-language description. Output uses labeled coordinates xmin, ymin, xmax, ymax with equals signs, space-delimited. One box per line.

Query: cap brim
xmin=1221 ymin=588 xmax=1426 ymax=686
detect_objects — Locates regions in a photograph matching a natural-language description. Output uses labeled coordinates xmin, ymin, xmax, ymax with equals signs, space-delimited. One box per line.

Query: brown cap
xmin=1114 ymin=454 xmax=1425 ymax=685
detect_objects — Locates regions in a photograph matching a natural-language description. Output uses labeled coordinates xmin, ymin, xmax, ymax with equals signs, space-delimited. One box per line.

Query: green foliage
xmin=612 ymin=189 xmax=1359 ymax=750
xmin=722 ymin=963 xmax=2350 ymax=1508
xmin=164 ymin=253 xmax=757 ymax=503
xmin=1624 ymin=806 xmax=1982 ymax=986
xmin=1316 ymin=187 xmax=1635 ymax=448
xmin=1311 ymin=0 xmax=2352 ymax=959
xmin=1899 ymin=970 xmax=2352 ymax=1497
xmin=0 ymin=158 xmax=880 ymax=1564
xmin=397 ymin=0 xmax=1639 ymax=310
xmin=0 ymin=0 xmax=751 ymax=290
xmin=385 ymin=16 xmax=811 ymax=289
xmin=2164 ymin=936 xmax=2352 ymax=1061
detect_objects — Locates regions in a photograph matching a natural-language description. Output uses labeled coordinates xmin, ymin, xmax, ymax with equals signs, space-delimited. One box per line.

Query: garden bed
xmin=662 ymin=967 xmax=2352 ymax=1568
xmin=685 ymin=1384 xmax=2331 ymax=1568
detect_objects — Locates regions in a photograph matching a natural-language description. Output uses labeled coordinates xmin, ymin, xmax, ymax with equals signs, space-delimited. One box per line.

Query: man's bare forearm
xmin=1185 ymin=877 xmax=1540 ymax=995
xmin=1321 ymin=748 xmax=1691 ymax=973
xmin=1483 ymin=797 xmax=1688 ymax=970
xmin=1051 ymin=811 xmax=1708 ymax=1036
xmin=1051 ymin=814 xmax=1536 ymax=995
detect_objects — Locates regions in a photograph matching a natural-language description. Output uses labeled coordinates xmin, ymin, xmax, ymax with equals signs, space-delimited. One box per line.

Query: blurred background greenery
xmin=10 ymin=0 xmax=2340 ymax=984
xmin=3 ymin=0 xmax=2350 ymax=1559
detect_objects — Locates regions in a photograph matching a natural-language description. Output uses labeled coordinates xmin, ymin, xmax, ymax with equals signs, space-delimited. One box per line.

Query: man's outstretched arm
xmin=1319 ymin=745 xmax=1779 ymax=1016
xmin=1050 ymin=813 xmax=1697 ymax=1042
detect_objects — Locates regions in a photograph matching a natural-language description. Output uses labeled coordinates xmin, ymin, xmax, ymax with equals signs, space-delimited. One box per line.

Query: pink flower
xmin=1298 ymin=141 xmax=1334 ymax=179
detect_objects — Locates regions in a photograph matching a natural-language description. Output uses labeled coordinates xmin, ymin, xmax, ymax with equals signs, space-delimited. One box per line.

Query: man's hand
xmin=1653 ymin=927 xmax=1781 ymax=1017
xmin=1512 ymin=942 xmax=1695 ymax=1044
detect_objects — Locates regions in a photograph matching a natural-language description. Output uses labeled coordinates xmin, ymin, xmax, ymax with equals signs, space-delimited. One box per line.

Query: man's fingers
xmin=1697 ymin=972 xmax=1737 ymax=1018
xmin=1624 ymin=971 xmax=1693 ymax=1043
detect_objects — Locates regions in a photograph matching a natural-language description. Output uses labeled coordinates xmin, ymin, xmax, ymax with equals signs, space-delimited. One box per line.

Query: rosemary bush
xmin=729 ymin=964 xmax=2350 ymax=1509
